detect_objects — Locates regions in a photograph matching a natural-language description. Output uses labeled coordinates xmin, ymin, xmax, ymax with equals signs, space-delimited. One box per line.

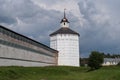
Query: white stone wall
xmin=0 ymin=26 xmax=58 ymax=66
xmin=0 ymin=44 xmax=57 ymax=66
xmin=102 ymin=62 xmax=117 ymax=66
xmin=0 ymin=59 xmax=53 ymax=67
xmin=50 ymin=34 xmax=80 ymax=66
xmin=102 ymin=58 xmax=120 ymax=66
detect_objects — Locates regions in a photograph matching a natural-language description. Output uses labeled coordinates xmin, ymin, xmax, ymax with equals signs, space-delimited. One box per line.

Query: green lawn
xmin=0 ymin=66 xmax=120 ymax=80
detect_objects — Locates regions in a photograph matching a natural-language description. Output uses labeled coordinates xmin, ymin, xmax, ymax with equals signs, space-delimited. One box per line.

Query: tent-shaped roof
xmin=50 ymin=27 xmax=80 ymax=36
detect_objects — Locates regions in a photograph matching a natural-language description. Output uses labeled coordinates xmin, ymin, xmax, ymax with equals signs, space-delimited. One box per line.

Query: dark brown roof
xmin=50 ymin=27 xmax=80 ymax=36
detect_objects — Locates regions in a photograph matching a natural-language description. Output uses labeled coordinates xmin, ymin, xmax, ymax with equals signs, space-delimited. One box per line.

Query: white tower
xmin=50 ymin=10 xmax=80 ymax=66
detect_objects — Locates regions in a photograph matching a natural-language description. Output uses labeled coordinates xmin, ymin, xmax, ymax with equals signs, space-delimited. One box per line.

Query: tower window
xmin=64 ymin=22 xmax=65 ymax=25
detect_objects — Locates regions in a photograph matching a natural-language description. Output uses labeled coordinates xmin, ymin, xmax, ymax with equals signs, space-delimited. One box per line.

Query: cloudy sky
xmin=0 ymin=0 xmax=120 ymax=57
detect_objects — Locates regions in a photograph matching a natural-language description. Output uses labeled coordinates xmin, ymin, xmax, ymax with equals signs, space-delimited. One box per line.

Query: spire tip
xmin=64 ymin=8 xmax=66 ymax=18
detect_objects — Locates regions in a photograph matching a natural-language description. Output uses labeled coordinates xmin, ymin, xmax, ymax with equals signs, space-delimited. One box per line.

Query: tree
xmin=88 ymin=51 xmax=103 ymax=70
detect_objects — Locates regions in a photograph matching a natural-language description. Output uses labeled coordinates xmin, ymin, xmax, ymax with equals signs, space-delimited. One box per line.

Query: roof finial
xmin=60 ymin=8 xmax=69 ymax=23
xmin=64 ymin=8 xmax=66 ymax=18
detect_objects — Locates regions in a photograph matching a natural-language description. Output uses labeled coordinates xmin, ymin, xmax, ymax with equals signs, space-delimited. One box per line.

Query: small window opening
xmin=64 ymin=22 xmax=65 ymax=25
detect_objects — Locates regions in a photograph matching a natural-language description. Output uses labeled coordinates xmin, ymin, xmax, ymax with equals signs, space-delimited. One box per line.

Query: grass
xmin=0 ymin=66 xmax=120 ymax=80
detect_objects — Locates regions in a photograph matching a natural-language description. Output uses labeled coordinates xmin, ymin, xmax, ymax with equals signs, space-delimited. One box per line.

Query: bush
xmin=88 ymin=51 xmax=104 ymax=70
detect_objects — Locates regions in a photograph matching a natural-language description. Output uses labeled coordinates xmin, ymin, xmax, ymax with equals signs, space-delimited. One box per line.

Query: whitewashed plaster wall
xmin=0 ymin=27 xmax=58 ymax=67
xmin=0 ymin=44 xmax=57 ymax=66
xmin=50 ymin=34 xmax=80 ymax=66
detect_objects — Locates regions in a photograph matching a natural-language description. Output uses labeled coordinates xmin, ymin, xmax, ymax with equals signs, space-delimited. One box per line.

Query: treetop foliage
xmin=101 ymin=53 xmax=120 ymax=58
xmin=88 ymin=51 xmax=104 ymax=70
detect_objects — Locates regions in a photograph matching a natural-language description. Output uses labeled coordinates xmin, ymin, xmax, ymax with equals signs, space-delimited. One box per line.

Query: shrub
xmin=88 ymin=51 xmax=104 ymax=70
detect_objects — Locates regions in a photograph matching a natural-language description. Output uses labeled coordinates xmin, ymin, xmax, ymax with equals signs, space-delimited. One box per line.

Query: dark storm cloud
xmin=0 ymin=1 xmax=17 ymax=24
xmin=1 ymin=0 xmax=120 ymax=57
xmin=78 ymin=0 xmax=120 ymax=57
xmin=0 ymin=0 xmax=62 ymax=45
xmin=0 ymin=16 xmax=16 ymax=24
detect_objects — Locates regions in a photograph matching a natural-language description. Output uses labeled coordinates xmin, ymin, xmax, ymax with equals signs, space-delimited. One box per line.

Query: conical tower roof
xmin=50 ymin=27 xmax=79 ymax=36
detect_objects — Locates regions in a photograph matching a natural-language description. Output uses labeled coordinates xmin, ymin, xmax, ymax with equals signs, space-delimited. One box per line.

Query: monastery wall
xmin=0 ymin=26 xmax=58 ymax=66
